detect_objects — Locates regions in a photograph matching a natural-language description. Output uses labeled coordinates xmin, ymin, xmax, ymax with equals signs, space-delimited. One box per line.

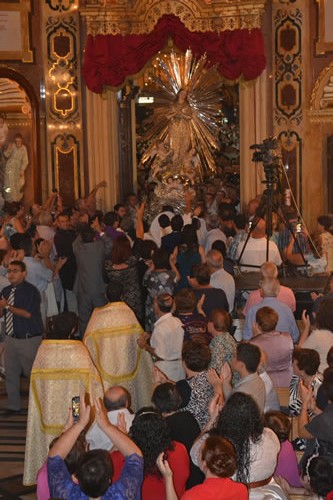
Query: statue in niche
xmin=166 ymin=89 xmax=192 ymax=165
xmin=3 ymin=133 xmax=29 ymax=202
xmin=138 ymin=50 xmax=222 ymax=214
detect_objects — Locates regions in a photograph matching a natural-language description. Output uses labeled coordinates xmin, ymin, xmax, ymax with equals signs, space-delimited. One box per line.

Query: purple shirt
xmin=250 ymin=330 xmax=293 ymax=387
xmin=48 ymin=453 xmax=143 ymax=499
xmin=275 ymin=440 xmax=302 ymax=487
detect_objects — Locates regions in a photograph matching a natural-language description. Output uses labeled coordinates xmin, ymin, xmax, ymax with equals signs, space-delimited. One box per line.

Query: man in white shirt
xmin=207 ymin=249 xmax=235 ymax=312
xmin=138 ymin=293 xmax=185 ymax=382
xmin=149 ymin=207 xmax=174 ymax=247
xmin=204 ymin=214 xmax=227 ymax=254
xmin=86 ymin=386 xmax=134 ymax=450
xmin=236 ymin=218 xmax=282 ymax=272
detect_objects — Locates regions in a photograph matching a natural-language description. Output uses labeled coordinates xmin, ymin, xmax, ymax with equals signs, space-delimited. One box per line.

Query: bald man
xmin=236 ymin=218 xmax=282 ymax=272
xmin=243 ymin=261 xmax=296 ymax=315
xmin=207 ymin=249 xmax=235 ymax=312
xmin=86 ymin=386 xmax=135 ymax=450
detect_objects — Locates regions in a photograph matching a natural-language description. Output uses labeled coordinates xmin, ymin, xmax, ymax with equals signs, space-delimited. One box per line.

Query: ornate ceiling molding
xmin=80 ymin=0 xmax=267 ymax=35
xmin=309 ymin=61 xmax=333 ymax=123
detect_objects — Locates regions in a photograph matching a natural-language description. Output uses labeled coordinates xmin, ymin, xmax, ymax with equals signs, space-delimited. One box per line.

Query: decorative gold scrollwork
xmin=81 ymin=0 xmax=266 ymax=35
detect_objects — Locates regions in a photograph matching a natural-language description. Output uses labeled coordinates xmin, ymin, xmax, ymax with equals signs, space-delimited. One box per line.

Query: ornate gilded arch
xmin=309 ymin=62 xmax=333 ymax=123
xmin=82 ymin=0 xmax=266 ymax=35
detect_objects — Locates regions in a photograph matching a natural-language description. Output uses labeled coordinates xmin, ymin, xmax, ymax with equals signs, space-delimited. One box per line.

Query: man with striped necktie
xmin=0 ymin=260 xmax=43 ymax=415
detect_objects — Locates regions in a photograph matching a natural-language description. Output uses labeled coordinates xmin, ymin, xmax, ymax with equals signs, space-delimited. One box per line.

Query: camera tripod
xmin=236 ymin=155 xmax=308 ymax=272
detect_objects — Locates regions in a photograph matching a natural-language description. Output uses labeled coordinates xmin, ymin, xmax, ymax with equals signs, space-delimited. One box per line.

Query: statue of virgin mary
xmin=139 ymin=50 xmax=223 ymax=206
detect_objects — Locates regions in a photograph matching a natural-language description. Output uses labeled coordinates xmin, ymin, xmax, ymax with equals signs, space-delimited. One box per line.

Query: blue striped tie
xmin=5 ymin=287 xmax=15 ymax=337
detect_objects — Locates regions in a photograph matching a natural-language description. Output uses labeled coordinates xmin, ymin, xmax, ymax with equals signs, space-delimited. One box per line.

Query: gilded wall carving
xmin=46 ymin=17 xmax=79 ymax=121
xmin=45 ymin=0 xmax=77 ymax=12
xmin=82 ymin=0 xmax=266 ymax=35
xmin=51 ymin=134 xmax=81 ymax=200
xmin=309 ymin=62 xmax=333 ymax=123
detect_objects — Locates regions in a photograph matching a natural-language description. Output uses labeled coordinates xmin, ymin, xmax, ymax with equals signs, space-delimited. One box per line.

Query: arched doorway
xmin=0 ymin=68 xmax=41 ymax=208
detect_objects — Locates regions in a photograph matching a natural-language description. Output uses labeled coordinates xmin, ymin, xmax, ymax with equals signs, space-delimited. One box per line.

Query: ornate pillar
xmin=272 ymin=0 xmax=309 ymax=218
xmin=41 ymin=0 xmax=84 ymax=206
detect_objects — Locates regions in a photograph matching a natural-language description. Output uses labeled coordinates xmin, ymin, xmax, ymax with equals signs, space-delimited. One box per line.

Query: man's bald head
xmin=206 ymin=249 xmax=224 ymax=270
xmin=260 ymin=262 xmax=278 ymax=279
xmin=103 ymin=386 xmax=131 ymax=411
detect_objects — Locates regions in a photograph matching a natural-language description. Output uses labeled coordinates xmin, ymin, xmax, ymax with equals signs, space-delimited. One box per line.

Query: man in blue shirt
xmin=243 ymin=277 xmax=299 ymax=343
xmin=0 ymin=260 xmax=43 ymax=415
xmin=48 ymin=397 xmax=143 ymax=499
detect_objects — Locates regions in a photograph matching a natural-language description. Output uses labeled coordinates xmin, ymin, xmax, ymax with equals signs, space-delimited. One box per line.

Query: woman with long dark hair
xmin=190 ymin=393 xmax=286 ymax=498
xmin=111 ymin=407 xmax=190 ymax=500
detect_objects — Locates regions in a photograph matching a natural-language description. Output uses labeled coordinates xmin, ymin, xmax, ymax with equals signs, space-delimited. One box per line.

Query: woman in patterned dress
xmin=104 ymin=234 xmax=143 ymax=325
xmin=143 ymin=247 xmax=180 ymax=332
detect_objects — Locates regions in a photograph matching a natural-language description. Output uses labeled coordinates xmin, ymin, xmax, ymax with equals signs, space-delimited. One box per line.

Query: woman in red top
xmin=111 ymin=408 xmax=190 ymax=500
xmin=158 ymin=435 xmax=248 ymax=500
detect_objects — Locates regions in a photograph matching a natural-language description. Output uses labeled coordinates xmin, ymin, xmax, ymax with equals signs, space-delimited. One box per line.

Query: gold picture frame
xmin=0 ymin=0 xmax=32 ymax=62
xmin=316 ymin=0 xmax=333 ymax=55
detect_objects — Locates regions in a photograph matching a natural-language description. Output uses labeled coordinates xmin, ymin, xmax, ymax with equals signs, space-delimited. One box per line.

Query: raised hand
xmin=77 ymin=394 xmax=91 ymax=430
xmin=220 ymin=362 xmax=232 ymax=384
xmin=156 ymin=452 xmax=173 ymax=479
xmin=95 ymin=397 xmax=109 ymax=431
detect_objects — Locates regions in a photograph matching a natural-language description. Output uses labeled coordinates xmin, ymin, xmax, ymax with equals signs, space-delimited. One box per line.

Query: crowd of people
xmin=0 ymin=181 xmax=332 ymax=499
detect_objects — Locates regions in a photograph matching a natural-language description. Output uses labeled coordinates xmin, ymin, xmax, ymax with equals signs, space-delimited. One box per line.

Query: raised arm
xmin=136 ymin=202 xmax=145 ymax=240
xmin=297 ymin=309 xmax=311 ymax=348
xmin=87 ymin=180 xmax=107 ymax=199
xmin=49 ymin=396 xmax=91 ymax=459
xmin=156 ymin=453 xmax=178 ymax=500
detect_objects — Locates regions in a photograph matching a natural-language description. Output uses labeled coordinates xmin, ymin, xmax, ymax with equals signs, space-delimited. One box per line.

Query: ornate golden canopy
xmin=309 ymin=61 xmax=333 ymax=123
xmin=81 ymin=0 xmax=267 ymax=36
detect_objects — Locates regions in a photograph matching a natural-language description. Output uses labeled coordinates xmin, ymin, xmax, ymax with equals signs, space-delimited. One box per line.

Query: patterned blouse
xmin=209 ymin=332 xmax=240 ymax=385
xmin=289 ymin=373 xmax=323 ymax=416
xmin=104 ymin=255 xmax=143 ymax=324
xmin=143 ymin=269 xmax=177 ymax=332
xmin=177 ymin=371 xmax=213 ymax=430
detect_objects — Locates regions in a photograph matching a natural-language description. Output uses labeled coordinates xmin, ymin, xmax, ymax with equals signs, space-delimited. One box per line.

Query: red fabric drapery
xmin=83 ymin=14 xmax=266 ymax=93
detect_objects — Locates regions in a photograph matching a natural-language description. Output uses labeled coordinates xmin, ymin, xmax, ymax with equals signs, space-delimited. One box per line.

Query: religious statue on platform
xmin=167 ymin=89 xmax=192 ymax=164
xmin=138 ymin=50 xmax=222 ymax=213
xmin=3 ymin=133 xmax=29 ymax=202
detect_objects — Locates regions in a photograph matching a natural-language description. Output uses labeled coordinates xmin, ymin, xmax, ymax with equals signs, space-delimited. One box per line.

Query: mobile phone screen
xmin=72 ymin=396 xmax=80 ymax=423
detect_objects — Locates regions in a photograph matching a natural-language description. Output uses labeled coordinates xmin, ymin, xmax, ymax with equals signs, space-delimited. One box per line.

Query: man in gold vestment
xmin=83 ymin=283 xmax=153 ymax=412
xmin=23 ymin=313 xmax=103 ymax=485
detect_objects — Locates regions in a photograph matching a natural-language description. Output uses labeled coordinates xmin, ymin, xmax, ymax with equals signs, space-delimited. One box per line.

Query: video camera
xmin=250 ymin=137 xmax=281 ymax=166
